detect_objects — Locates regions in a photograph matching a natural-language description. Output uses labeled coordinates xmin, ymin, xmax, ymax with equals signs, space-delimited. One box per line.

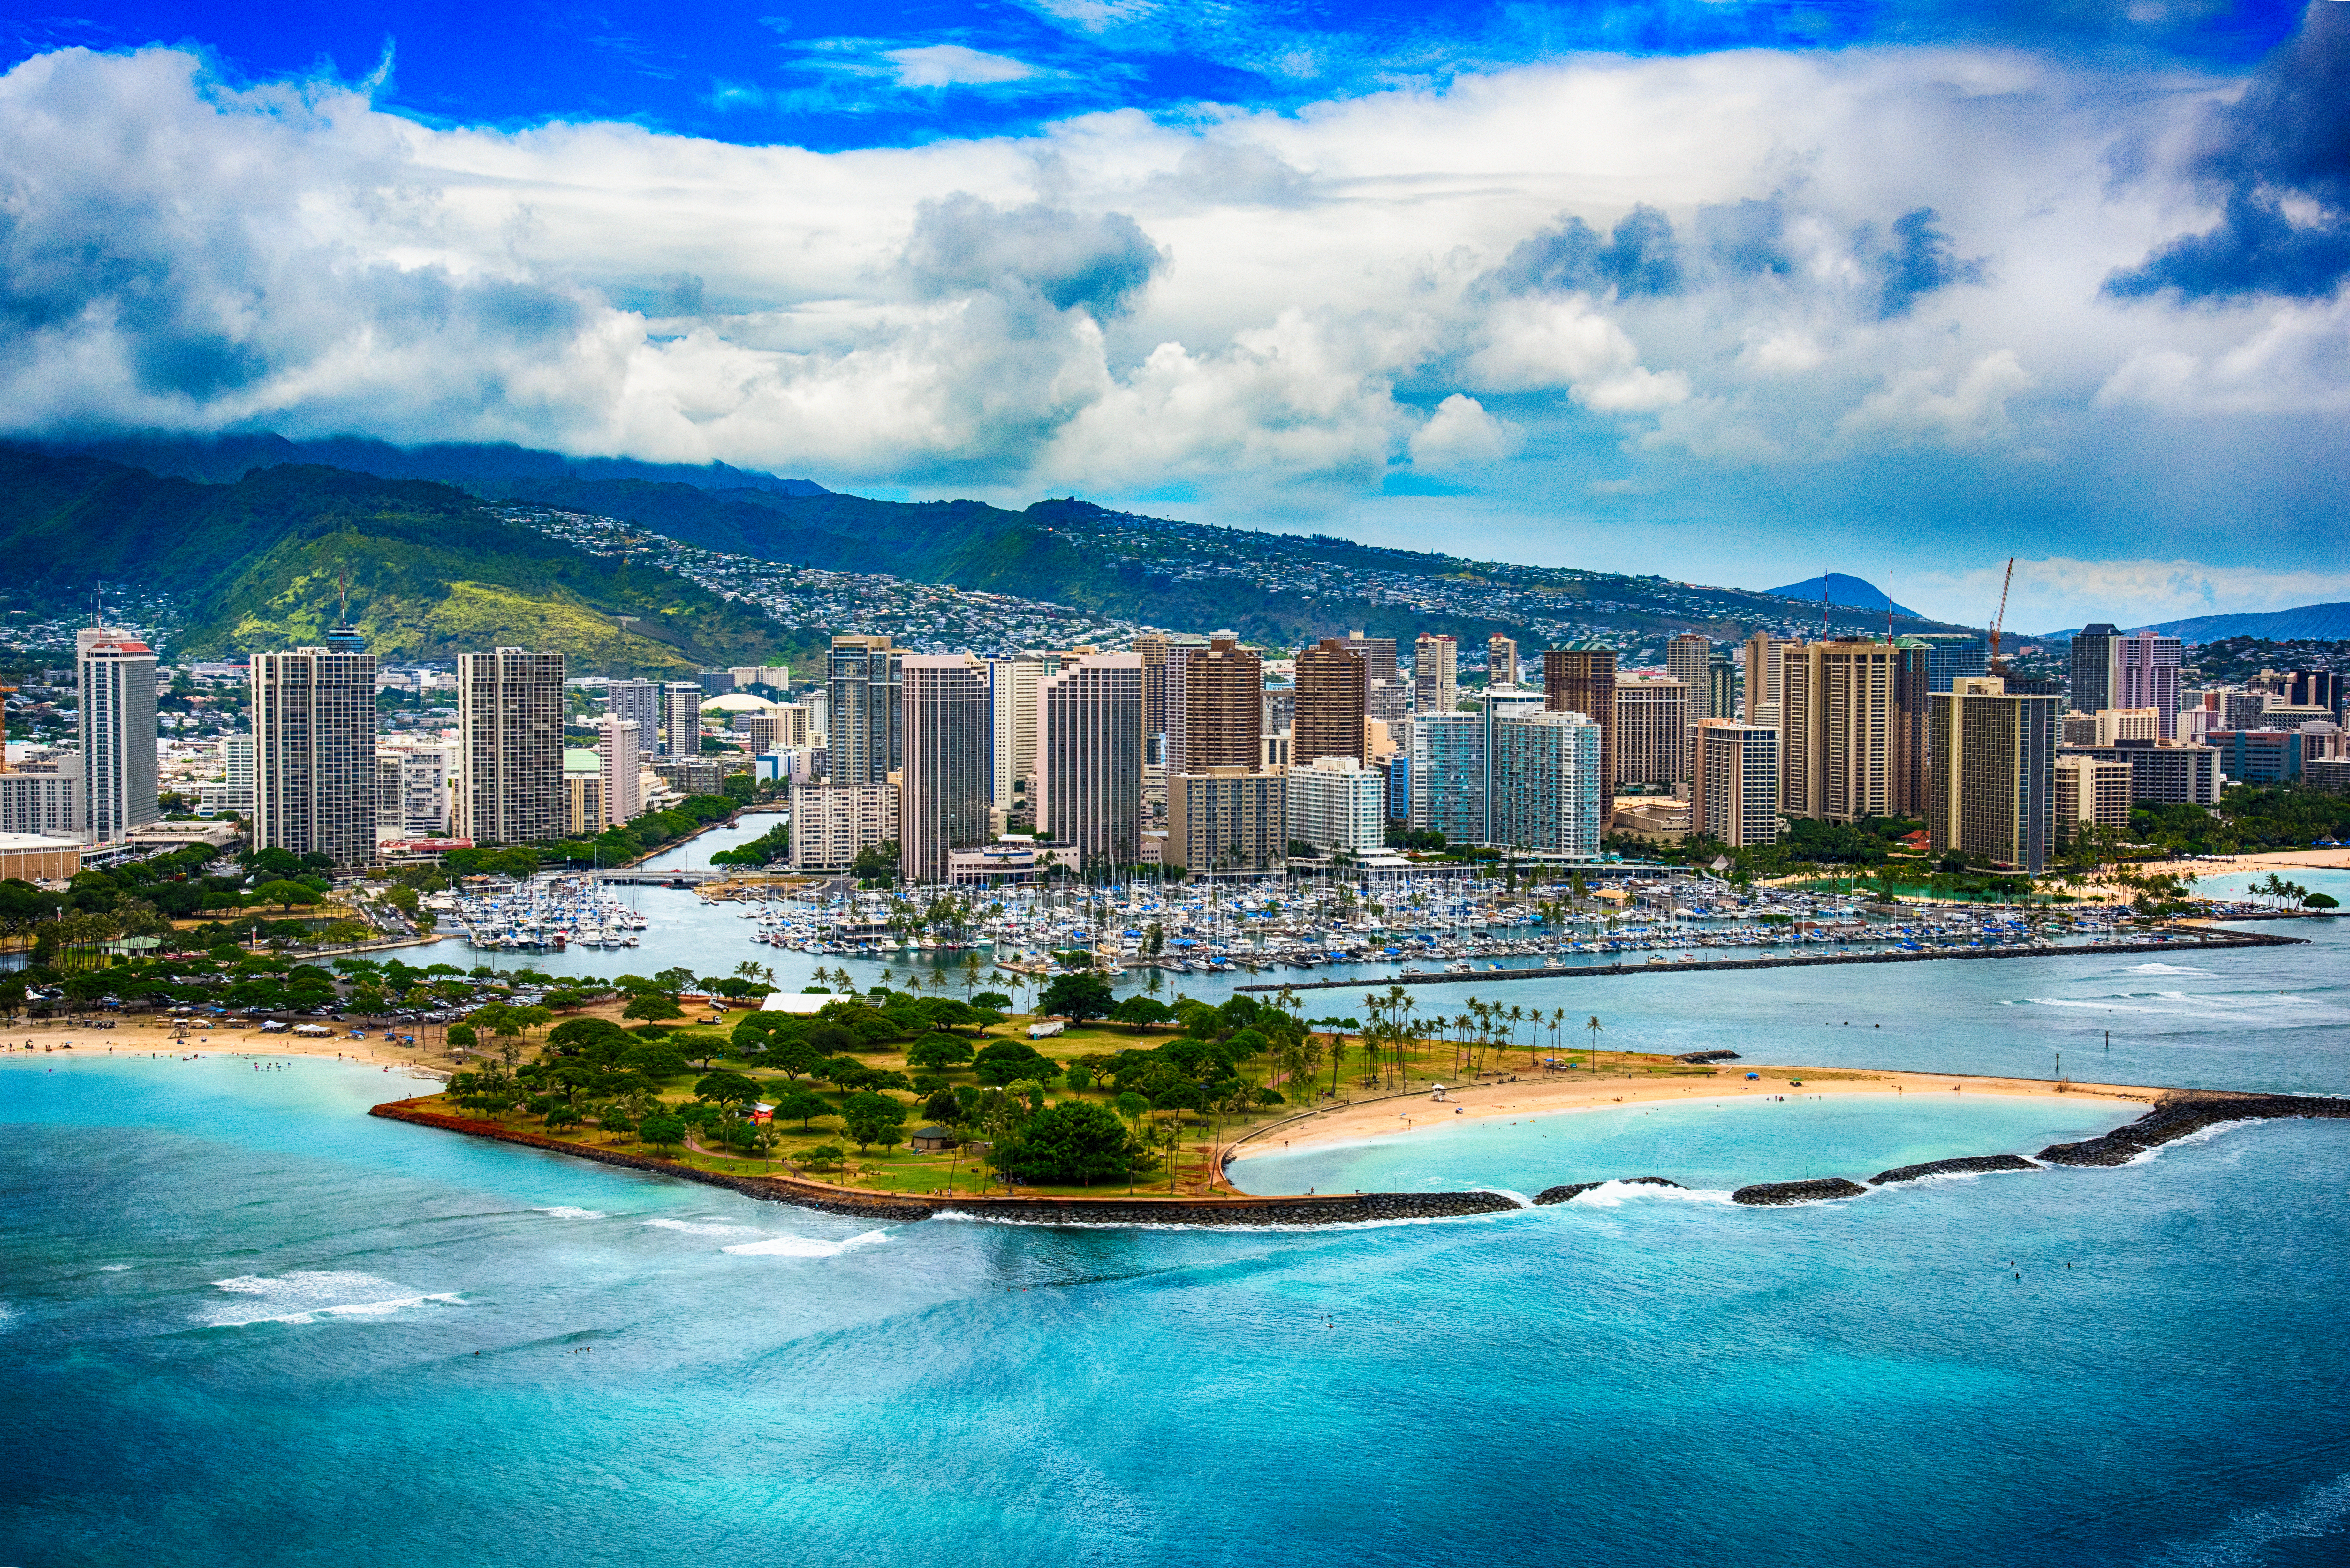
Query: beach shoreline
xmin=1224 ymin=1065 xmax=2163 ymax=1166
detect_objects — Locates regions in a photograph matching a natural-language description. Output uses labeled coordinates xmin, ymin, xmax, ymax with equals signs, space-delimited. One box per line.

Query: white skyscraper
xmin=77 ymin=625 xmax=158 ymax=845
xmin=660 ymin=681 xmax=703 ymax=761
xmin=598 ymin=716 xmax=643 ymax=825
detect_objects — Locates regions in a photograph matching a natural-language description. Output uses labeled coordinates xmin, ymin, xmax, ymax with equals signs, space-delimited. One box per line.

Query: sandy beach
xmin=1 ymin=1014 xmax=453 ymax=1079
xmin=2137 ymin=848 xmax=2350 ymax=879
xmin=1226 ymin=1062 xmax=2164 ymax=1164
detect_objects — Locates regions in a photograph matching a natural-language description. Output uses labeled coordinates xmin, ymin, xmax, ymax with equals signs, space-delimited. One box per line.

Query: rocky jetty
xmin=2036 ymin=1093 xmax=2350 ymax=1167
xmin=1676 ymin=1050 xmax=1741 ymax=1064
xmin=1532 ymin=1176 xmax=1686 ymax=1205
xmin=1732 ymin=1177 xmax=1870 ymax=1205
xmin=1868 ymin=1153 xmax=2039 ymax=1185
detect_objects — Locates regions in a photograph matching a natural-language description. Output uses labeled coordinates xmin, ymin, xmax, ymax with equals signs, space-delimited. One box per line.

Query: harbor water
xmin=4 ymin=880 xmax=2348 ymax=1566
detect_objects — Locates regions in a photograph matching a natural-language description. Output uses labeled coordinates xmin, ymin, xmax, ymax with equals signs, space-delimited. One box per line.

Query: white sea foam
xmin=2148 ymin=1469 xmax=2350 ymax=1566
xmin=201 ymin=1271 xmax=464 ymax=1328
xmin=97 ymin=1263 xmax=132 ymax=1271
xmin=1564 ymin=1180 xmax=1735 ymax=1208
xmin=641 ymin=1217 xmax=757 ymax=1236
xmin=2127 ymin=962 xmax=2213 ymax=976
xmin=926 ymin=1206 xmax=1532 ymax=1234
xmin=533 ymin=1206 xmax=605 ymax=1220
xmin=721 ymin=1229 xmax=891 ymax=1258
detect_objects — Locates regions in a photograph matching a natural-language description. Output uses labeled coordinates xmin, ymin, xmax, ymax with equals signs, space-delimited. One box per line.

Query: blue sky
xmin=2 ymin=2 xmax=2346 ymax=629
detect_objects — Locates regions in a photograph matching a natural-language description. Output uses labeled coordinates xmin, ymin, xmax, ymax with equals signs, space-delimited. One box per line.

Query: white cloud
xmin=885 ymin=45 xmax=1038 ymax=87
xmin=0 ymin=34 xmax=2338 ymax=547
xmin=2096 ymin=296 xmax=2350 ymax=416
xmin=1408 ymin=393 xmax=1519 ymax=468
xmin=1832 ymin=350 xmax=2036 ymax=454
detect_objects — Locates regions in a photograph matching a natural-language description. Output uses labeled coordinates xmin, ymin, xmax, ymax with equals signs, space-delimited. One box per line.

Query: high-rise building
xmin=1542 ymin=646 xmax=1617 ymax=825
xmin=2113 ymin=632 xmax=2183 ymax=739
xmin=1286 ymin=756 xmax=1386 ymax=856
xmin=0 ymin=751 xmax=80 ymax=840
xmin=986 ymin=656 xmax=1052 ymax=806
xmin=1135 ymin=632 xmax=1206 ymax=765
xmin=457 ymin=648 xmax=566 ymax=844
xmin=1261 ymin=683 xmax=1296 ymax=737
xmin=1488 ymin=709 xmax=1603 ymax=858
xmin=1035 ymin=653 xmax=1142 ymax=867
xmin=1612 ymin=678 xmax=1689 ymax=787
xmin=1687 ymin=719 xmax=1781 ymax=846
xmin=1348 ymin=632 xmax=1405 ymax=725
xmin=1929 ymin=675 xmax=2057 ymax=873
xmin=2094 ymin=708 xmax=2160 ymax=745
xmin=1167 ymin=633 xmax=1262 ymax=776
xmin=827 ymin=635 xmax=902 ymax=787
xmin=1665 ymin=634 xmax=1711 ymax=691
xmin=1413 ymin=634 xmax=1458 ymax=714
xmin=898 ymin=655 xmax=991 ymax=883
xmin=604 ymin=679 xmax=660 ymax=758
xmin=598 ymin=717 xmax=642 ymax=825
xmin=378 ymin=742 xmax=451 ymax=838
xmin=219 ymin=733 xmax=255 ymax=816
xmin=1164 ymin=768 xmax=1287 ymax=871
xmin=727 ymin=665 xmax=791 ymax=690
xmin=252 ymin=647 xmax=380 ymax=867
xmin=1908 ymin=633 xmax=1989 ymax=694
xmin=1408 ymin=690 xmax=1545 ymax=846
xmin=660 ymin=682 xmax=703 ymax=762
xmin=788 ymin=782 xmax=898 ymax=872
xmin=2070 ymin=623 xmax=2121 ymax=714
xmin=1488 ymin=634 xmax=1521 ymax=687
xmin=563 ymin=749 xmax=606 ymax=837
xmin=695 ymin=669 xmax=737 ymax=697
xmin=2285 ymin=670 xmax=2345 ymax=718
xmin=77 ymin=626 xmax=158 ymax=845
xmin=2054 ymin=753 xmax=2133 ymax=845
xmin=1295 ymin=638 xmax=1368 ymax=766
xmin=1701 ymin=653 xmax=1739 ymax=721
xmin=1778 ymin=639 xmax=1926 ymax=822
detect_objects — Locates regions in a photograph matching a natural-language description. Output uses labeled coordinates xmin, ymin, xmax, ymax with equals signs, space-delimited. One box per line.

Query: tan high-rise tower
xmin=1413 ymin=634 xmax=1457 ymax=714
xmin=1486 ymin=634 xmax=1520 ymax=688
xmin=1542 ymin=646 xmax=1617 ymax=825
xmin=1296 ymin=638 xmax=1368 ymax=766
xmin=458 ymin=648 xmax=566 ymax=844
xmin=1167 ymin=632 xmax=1262 ymax=775
xmin=1777 ymin=638 xmax=1927 ymax=821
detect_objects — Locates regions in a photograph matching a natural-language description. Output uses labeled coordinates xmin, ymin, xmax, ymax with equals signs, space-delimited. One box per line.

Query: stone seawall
xmin=1868 ymin=1153 xmax=2039 ymax=1185
xmin=1235 ymin=929 xmax=2304 ymax=993
xmin=2035 ymin=1093 xmax=2350 ymax=1167
xmin=368 ymin=1102 xmax=1522 ymax=1227
xmin=1732 ymin=1177 xmax=1871 ymax=1205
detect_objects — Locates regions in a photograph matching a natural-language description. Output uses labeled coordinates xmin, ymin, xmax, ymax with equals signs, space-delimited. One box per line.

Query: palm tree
xmin=1586 ymin=1014 xmax=1603 ymax=1073
xmin=1509 ymin=1004 xmax=1527 ymax=1067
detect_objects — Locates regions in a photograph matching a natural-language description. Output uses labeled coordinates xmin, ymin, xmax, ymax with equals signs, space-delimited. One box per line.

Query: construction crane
xmin=1987 ymin=556 xmax=2016 ymax=675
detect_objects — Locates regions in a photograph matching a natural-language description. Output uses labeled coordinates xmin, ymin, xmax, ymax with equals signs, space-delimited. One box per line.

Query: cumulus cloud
xmin=1408 ymin=393 xmax=1518 ymax=469
xmin=2096 ymin=294 xmax=2350 ymax=414
xmin=0 ymin=31 xmax=2339 ymax=540
xmin=2104 ymin=4 xmax=2350 ymax=301
xmin=899 ymin=193 xmax=1165 ymax=314
xmin=1833 ymin=350 xmax=2035 ymax=454
xmin=1461 ymin=297 xmax=1689 ymax=410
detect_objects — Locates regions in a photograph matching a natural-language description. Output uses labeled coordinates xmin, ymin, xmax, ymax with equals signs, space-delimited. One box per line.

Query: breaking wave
xmin=720 ymin=1230 xmax=892 ymax=1258
xmin=202 ymin=1271 xmax=463 ymax=1328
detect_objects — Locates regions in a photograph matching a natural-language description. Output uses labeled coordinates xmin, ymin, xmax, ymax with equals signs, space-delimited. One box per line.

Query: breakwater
xmin=2035 ymin=1093 xmax=2350 ymax=1167
xmin=1232 ymin=928 xmax=2304 ymax=992
xmin=1733 ymin=1177 xmax=1871 ymax=1205
xmin=368 ymin=1102 xmax=1521 ymax=1226
xmin=1868 ymin=1153 xmax=2038 ymax=1185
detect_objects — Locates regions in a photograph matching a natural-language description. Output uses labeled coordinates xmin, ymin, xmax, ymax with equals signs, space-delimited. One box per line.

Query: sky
xmin=2 ymin=1 xmax=2346 ymax=631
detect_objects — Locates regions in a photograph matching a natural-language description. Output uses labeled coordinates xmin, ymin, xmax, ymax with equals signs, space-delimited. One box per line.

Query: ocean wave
xmin=1563 ymin=1180 xmax=1735 ymax=1208
xmin=2022 ymin=990 xmax=2330 ymax=1021
xmin=641 ymin=1218 xmax=758 ymax=1236
xmin=2126 ymin=963 xmax=2213 ymax=976
xmin=97 ymin=1263 xmax=132 ymax=1272
xmin=201 ymin=1271 xmax=464 ymax=1328
xmin=926 ymin=1207 xmax=1532 ymax=1234
xmin=720 ymin=1230 xmax=891 ymax=1258
xmin=533 ymin=1206 xmax=605 ymax=1220
xmin=2148 ymin=1469 xmax=2350 ymax=1566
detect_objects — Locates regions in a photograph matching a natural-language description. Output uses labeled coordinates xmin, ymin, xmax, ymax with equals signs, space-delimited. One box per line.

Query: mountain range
xmin=4 ymin=436 xmax=1994 ymax=674
xmin=2136 ymin=603 xmax=2350 ymax=643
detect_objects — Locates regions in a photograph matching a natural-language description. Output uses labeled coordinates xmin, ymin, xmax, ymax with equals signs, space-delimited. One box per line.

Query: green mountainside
xmin=0 ymin=449 xmax=793 ymax=675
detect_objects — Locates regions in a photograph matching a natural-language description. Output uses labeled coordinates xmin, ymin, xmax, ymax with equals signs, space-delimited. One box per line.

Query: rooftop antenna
xmin=1886 ymin=569 xmax=1894 ymax=642
xmin=338 ymin=566 xmax=351 ymax=627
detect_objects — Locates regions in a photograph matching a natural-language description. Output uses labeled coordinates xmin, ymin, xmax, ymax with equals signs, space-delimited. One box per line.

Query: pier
xmin=1232 ymin=926 xmax=2306 ymax=991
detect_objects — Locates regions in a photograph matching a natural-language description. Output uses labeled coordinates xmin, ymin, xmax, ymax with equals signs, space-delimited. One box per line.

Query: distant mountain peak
xmin=1761 ymin=573 xmax=1920 ymax=618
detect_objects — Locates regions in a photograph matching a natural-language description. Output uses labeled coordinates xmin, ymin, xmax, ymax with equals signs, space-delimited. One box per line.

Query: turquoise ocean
xmin=4 ymin=868 xmax=2348 ymax=1566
